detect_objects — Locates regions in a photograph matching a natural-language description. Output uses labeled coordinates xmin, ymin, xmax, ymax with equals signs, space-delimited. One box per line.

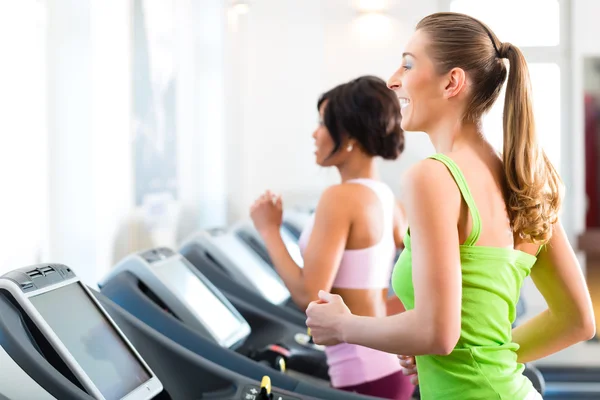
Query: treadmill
xmin=179 ymin=229 xmax=307 ymax=327
xmin=0 ymin=264 xmax=163 ymax=400
xmin=98 ymin=248 xmax=380 ymax=400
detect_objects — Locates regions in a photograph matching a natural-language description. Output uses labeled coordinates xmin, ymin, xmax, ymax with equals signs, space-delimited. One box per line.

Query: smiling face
xmin=387 ymin=30 xmax=455 ymax=133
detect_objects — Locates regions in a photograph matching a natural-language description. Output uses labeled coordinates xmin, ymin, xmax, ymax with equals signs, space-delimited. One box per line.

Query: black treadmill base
xmin=544 ymin=394 xmax=600 ymax=400
xmin=537 ymin=366 xmax=600 ymax=383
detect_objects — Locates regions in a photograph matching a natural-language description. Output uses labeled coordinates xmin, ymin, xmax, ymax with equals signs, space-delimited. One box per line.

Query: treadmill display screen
xmin=152 ymin=259 xmax=245 ymax=345
xmin=30 ymin=283 xmax=152 ymax=399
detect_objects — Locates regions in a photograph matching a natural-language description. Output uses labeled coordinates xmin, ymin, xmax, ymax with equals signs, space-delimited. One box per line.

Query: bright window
xmin=450 ymin=0 xmax=560 ymax=46
xmin=0 ymin=0 xmax=48 ymax=273
xmin=481 ymin=63 xmax=562 ymax=171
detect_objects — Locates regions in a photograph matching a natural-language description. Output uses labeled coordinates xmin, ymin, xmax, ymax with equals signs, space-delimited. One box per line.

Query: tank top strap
xmin=428 ymin=153 xmax=482 ymax=246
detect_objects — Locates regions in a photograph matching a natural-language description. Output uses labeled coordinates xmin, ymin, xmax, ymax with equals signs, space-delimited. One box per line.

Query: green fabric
xmin=392 ymin=153 xmax=537 ymax=400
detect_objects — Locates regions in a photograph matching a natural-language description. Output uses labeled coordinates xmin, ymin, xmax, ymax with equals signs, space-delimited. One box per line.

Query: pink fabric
xmin=299 ymin=179 xmax=401 ymax=387
xmin=338 ymin=369 xmax=415 ymax=400
xmin=325 ymin=343 xmax=403 ymax=388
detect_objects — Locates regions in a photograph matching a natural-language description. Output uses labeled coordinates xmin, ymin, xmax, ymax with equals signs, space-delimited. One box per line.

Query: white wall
xmin=46 ymin=0 xmax=133 ymax=287
xmin=0 ymin=0 xmax=48 ymax=273
xmin=90 ymin=0 xmax=134 ymax=282
xmin=47 ymin=0 xmax=96 ymax=285
xmin=175 ymin=0 xmax=228 ymax=239
xmin=225 ymin=0 xmax=437 ymax=221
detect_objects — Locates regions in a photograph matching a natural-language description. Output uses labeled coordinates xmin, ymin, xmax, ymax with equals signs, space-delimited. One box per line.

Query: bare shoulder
xmin=319 ymin=183 xmax=354 ymax=202
xmin=315 ymin=184 xmax=355 ymax=214
xmin=403 ymin=157 xmax=460 ymax=197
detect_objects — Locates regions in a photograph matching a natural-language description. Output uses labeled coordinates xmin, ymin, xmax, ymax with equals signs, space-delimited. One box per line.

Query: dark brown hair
xmin=317 ymin=75 xmax=404 ymax=160
xmin=417 ymin=12 xmax=562 ymax=244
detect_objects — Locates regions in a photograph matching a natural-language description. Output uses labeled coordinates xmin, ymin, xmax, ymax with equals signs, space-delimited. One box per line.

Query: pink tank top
xmin=298 ymin=179 xmax=402 ymax=387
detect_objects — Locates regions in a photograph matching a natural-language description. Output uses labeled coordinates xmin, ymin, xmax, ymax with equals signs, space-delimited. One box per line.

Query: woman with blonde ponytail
xmin=305 ymin=12 xmax=596 ymax=400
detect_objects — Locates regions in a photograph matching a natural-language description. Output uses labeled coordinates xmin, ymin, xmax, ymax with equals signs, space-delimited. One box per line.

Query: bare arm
xmin=255 ymin=187 xmax=351 ymax=310
xmin=511 ymin=222 xmax=595 ymax=362
xmin=307 ymin=160 xmax=463 ymax=355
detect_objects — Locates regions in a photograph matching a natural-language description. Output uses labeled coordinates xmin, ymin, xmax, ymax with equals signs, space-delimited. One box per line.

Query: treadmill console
xmin=101 ymin=248 xmax=252 ymax=349
xmin=194 ymin=231 xmax=292 ymax=306
xmin=0 ymin=264 xmax=163 ymax=400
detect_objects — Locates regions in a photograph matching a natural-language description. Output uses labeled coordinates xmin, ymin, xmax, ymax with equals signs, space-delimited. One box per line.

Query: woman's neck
xmin=337 ymin=156 xmax=379 ymax=183
xmin=428 ymin=118 xmax=484 ymax=154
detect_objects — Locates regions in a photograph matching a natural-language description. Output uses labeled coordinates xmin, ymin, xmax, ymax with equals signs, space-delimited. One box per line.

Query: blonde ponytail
xmin=501 ymin=42 xmax=563 ymax=244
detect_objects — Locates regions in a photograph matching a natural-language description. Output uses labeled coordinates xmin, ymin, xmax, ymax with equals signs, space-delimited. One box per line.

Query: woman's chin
xmin=401 ymin=120 xmax=416 ymax=132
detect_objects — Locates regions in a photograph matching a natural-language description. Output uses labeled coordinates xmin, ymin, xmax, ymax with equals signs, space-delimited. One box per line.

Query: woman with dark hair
xmin=305 ymin=12 xmax=596 ymax=400
xmin=249 ymin=75 xmax=414 ymax=399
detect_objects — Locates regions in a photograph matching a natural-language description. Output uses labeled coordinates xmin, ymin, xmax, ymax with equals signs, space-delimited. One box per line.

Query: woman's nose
xmin=387 ymin=77 xmax=400 ymax=90
xmin=387 ymin=69 xmax=402 ymax=90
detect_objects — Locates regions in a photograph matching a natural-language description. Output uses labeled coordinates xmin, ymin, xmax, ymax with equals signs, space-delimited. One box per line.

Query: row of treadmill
xmin=0 ymin=209 xmax=596 ymax=399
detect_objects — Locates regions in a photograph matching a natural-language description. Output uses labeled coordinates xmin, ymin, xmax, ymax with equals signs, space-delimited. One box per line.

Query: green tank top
xmin=392 ymin=153 xmax=538 ymax=400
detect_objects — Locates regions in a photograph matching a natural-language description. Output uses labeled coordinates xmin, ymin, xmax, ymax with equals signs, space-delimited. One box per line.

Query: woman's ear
xmin=443 ymin=67 xmax=467 ymax=99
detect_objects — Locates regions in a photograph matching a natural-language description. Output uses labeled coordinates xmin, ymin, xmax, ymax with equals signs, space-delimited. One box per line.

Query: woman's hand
xmin=398 ymin=355 xmax=418 ymax=385
xmin=306 ymin=290 xmax=352 ymax=346
xmin=250 ymin=190 xmax=283 ymax=235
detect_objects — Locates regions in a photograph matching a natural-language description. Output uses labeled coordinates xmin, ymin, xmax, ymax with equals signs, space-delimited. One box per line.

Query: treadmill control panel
xmin=139 ymin=247 xmax=176 ymax=264
xmin=240 ymin=385 xmax=302 ymax=400
xmin=1 ymin=264 xmax=76 ymax=293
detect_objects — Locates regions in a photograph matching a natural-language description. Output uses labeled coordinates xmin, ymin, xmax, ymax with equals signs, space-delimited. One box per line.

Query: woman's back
xmin=448 ymin=145 xmax=539 ymax=255
xmin=393 ymin=152 xmax=538 ymax=399
xmin=299 ymin=178 xmax=397 ymax=317
xmin=299 ymin=179 xmax=407 ymax=390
